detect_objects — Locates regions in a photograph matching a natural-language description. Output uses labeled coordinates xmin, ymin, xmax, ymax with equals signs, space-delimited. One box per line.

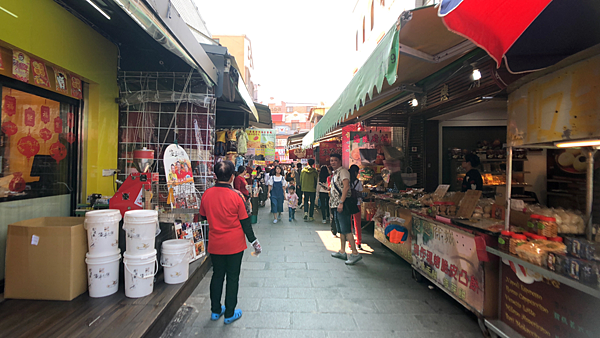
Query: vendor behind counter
xmin=461 ymin=153 xmax=483 ymax=192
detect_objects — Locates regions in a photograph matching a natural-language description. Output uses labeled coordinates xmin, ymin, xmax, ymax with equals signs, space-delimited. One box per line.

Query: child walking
xmin=287 ymin=185 xmax=298 ymax=222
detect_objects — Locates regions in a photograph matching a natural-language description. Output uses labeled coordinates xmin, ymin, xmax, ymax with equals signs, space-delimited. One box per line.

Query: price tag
xmin=31 ymin=235 xmax=39 ymax=246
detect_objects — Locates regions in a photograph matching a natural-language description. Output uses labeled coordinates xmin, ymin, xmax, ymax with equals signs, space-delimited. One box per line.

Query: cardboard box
xmin=5 ymin=217 xmax=88 ymax=301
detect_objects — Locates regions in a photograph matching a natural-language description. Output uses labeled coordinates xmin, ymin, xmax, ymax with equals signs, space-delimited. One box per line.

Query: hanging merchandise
xmin=24 ymin=107 xmax=35 ymax=127
xmin=40 ymin=105 xmax=50 ymax=124
xmin=226 ymin=129 xmax=238 ymax=153
xmin=71 ymin=75 xmax=82 ymax=99
xmin=237 ymin=129 xmax=249 ymax=154
xmin=53 ymin=68 xmax=68 ymax=94
xmin=163 ymin=144 xmax=200 ymax=209
xmin=54 ymin=116 xmax=63 ymax=133
xmin=3 ymin=95 xmax=16 ymax=116
xmin=17 ymin=134 xmax=40 ymax=160
xmin=12 ymin=50 xmax=30 ymax=83
xmin=39 ymin=127 xmax=52 ymax=143
xmin=49 ymin=141 xmax=67 ymax=163
xmin=31 ymin=58 xmax=50 ymax=88
xmin=215 ymin=129 xmax=227 ymax=156
xmin=245 ymin=129 xmax=276 ymax=162
xmin=8 ymin=172 xmax=26 ymax=193
xmin=1 ymin=121 xmax=18 ymax=136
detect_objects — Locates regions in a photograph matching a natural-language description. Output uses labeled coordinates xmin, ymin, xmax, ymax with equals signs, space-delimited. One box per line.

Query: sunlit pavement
xmin=161 ymin=203 xmax=482 ymax=338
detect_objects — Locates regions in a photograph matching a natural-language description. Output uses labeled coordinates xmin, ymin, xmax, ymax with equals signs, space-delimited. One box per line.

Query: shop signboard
xmin=508 ymin=54 xmax=600 ymax=146
xmin=341 ymin=125 xmax=391 ymax=168
xmin=318 ymin=141 xmax=341 ymax=165
xmin=500 ymin=263 xmax=600 ymax=338
xmin=163 ymin=144 xmax=199 ymax=209
xmin=412 ymin=215 xmax=485 ymax=313
xmin=245 ymin=129 xmax=276 ymax=162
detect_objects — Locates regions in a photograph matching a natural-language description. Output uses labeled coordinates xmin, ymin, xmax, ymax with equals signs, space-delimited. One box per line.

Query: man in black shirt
xmin=461 ymin=153 xmax=483 ymax=192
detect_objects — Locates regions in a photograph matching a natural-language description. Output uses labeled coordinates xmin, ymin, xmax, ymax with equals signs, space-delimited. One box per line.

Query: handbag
xmin=401 ymin=166 xmax=418 ymax=187
xmin=333 ymin=178 xmax=360 ymax=215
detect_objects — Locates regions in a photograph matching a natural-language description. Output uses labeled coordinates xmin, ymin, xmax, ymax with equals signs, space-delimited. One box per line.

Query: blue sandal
xmin=224 ymin=309 xmax=242 ymax=325
xmin=210 ymin=306 xmax=226 ymax=321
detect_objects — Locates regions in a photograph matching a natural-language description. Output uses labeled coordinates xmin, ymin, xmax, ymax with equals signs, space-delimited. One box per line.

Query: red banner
xmin=3 ymin=95 xmax=16 ymax=116
xmin=53 ymin=68 xmax=68 ymax=94
xmin=31 ymin=58 xmax=50 ymax=88
xmin=318 ymin=141 xmax=341 ymax=165
xmin=12 ymin=50 xmax=30 ymax=83
xmin=24 ymin=107 xmax=35 ymax=127
xmin=71 ymin=75 xmax=82 ymax=99
xmin=41 ymin=106 xmax=50 ymax=124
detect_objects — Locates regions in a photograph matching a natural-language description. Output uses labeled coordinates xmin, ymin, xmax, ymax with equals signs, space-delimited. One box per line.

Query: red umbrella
xmin=439 ymin=0 xmax=600 ymax=73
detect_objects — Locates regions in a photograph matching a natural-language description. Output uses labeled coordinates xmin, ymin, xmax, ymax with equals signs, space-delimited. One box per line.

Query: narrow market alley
xmin=161 ymin=206 xmax=483 ymax=338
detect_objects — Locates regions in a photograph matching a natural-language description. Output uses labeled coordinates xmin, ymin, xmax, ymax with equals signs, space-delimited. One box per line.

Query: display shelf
xmin=486 ymin=247 xmax=600 ymax=299
xmin=547 ymin=179 xmax=573 ymax=184
xmin=454 ymin=158 xmax=527 ymax=162
xmin=484 ymin=319 xmax=525 ymax=338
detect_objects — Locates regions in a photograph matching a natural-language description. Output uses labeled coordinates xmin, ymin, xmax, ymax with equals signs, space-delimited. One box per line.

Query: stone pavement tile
xmin=300 ymin=242 xmax=323 ymax=246
xmin=235 ymin=297 xmax=261 ymax=312
xmin=307 ymin=262 xmax=348 ymax=270
xmin=316 ymin=298 xmax=378 ymax=314
xmin=184 ymin=327 xmax=258 ymax=338
xmin=423 ymin=294 xmax=468 ymax=315
xmin=355 ymin=276 xmax=409 ymax=289
xmin=245 ymin=254 xmax=285 ymax=263
xmin=339 ymin=288 xmax=398 ymax=300
xmin=242 ymin=262 xmax=267 ymax=270
xmin=238 ymin=287 xmax=288 ymax=298
xmin=291 ymin=313 xmax=356 ymax=330
xmin=288 ymin=287 xmax=342 ymax=299
xmin=267 ymin=262 xmax=307 ymax=270
xmin=392 ymin=285 xmax=440 ymax=300
xmin=259 ymin=298 xmax=317 ymax=313
xmin=285 ymin=245 xmax=325 ymax=252
xmin=414 ymin=314 xmax=480 ymax=333
xmin=239 ymin=278 xmax=265 ymax=287
xmin=285 ymin=255 xmax=326 ymax=263
xmin=311 ymin=277 xmax=358 ymax=288
xmin=374 ymin=299 xmax=433 ymax=314
xmin=227 ymin=311 xmax=291 ymax=329
xmin=352 ymin=313 xmax=422 ymax=332
xmin=264 ymin=250 xmax=288 ymax=256
xmin=286 ymin=269 xmax=331 ymax=278
xmin=257 ymin=329 xmax=326 ymax=338
xmin=241 ymin=270 xmax=286 ymax=278
xmin=326 ymin=330 xmax=398 ymax=338
xmin=264 ymin=277 xmax=311 ymax=288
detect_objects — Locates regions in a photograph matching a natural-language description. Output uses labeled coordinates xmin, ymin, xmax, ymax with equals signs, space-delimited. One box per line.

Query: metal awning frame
xmin=399 ymin=40 xmax=474 ymax=64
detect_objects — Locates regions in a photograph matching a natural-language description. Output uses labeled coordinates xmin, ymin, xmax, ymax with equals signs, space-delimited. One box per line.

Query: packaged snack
xmin=516 ymin=240 xmax=566 ymax=267
xmin=564 ymin=256 xmax=600 ymax=286
xmin=510 ymin=234 xmax=527 ymax=255
xmin=547 ymin=252 xmax=568 ymax=274
xmin=566 ymin=237 xmax=600 ymax=261
xmin=537 ymin=216 xmax=558 ymax=238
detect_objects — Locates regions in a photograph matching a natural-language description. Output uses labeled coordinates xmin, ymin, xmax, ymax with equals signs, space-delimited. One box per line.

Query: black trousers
xmin=330 ymin=208 xmax=337 ymax=235
xmin=297 ymin=185 xmax=303 ymax=205
xmin=303 ymin=192 xmax=316 ymax=217
xmin=210 ymin=251 xmax=244 ymax=318
xmin=319 ymin=192 xmax=330 ymax=221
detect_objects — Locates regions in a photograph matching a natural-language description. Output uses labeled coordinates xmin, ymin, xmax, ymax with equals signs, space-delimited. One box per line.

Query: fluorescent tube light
xmin=555 ymin=139 xmax=600 ymax=148
xmin=86 ymin=0 xmax=110 ymax=20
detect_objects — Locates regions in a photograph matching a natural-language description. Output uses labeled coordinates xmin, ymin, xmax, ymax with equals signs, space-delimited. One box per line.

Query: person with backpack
xmin=300 ymin=158 xmax=318 ymax=222
xmin=348 ymin=165 xmax=364 ymax=250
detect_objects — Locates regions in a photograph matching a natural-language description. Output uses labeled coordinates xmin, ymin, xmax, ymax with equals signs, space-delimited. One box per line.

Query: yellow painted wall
xmin=0 ymin=0 xmax=119 ymax=197
xmin=213 ymin=35 xmax=246 ymax=81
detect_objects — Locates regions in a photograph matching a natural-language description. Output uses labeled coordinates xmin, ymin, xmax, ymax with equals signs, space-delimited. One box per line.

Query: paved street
xmin=161 ymin=205 xmax=482 ymax=338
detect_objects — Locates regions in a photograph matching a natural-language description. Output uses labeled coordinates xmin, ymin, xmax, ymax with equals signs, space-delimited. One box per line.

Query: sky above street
xmin=195 ymin=0 xmax=357 ymax=105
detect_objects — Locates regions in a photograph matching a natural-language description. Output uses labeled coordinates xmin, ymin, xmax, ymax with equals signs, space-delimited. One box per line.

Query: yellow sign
xmin=508 ymin=54 xmax=600 ymax=146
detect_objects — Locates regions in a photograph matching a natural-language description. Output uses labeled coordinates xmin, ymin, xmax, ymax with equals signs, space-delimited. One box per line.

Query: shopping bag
xmin=401 ymin=167 xmax=417 ymax=187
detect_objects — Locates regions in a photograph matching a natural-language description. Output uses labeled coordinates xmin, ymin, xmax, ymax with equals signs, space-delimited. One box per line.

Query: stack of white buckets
xmin=84 ymin=209 xmax=191 ymax=298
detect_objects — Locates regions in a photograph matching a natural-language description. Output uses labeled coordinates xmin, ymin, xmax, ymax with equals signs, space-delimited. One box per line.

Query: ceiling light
xmin=555 ymin=139 xmax=600 ymax=148
xmin=411 ymin=98 xmax=418 ymax=107
xmin=86 ymin=0 xmax=110 ymax=20
xmin=472 ymin=69 xmax=481 ymax=81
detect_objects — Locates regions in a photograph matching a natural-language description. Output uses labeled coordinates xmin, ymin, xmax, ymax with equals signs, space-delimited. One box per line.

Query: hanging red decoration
xmin=1 ymin=121 xmax=18 ymax=136
xmin=3 ymin=95 xmax=16 ymax=116
xmin=9 ymin=172 xmax=26 ymax=193
xmin=50 ymin=141 xmax=67 ymax=163
xmin=67 ymin=112 xmax=74 ymax=128
xmin=54 ymin=116 xmax=63 ymax=133
xmin=41 ymin=106 xmax=50 ymax=124
xmin=17 ymin=134 xmax=40 ymax=159
xmin=40 ymin=128 xmax=52 ymax=142
xmin=24 ymin=107 xmax=35 ymax=127
xmin=66 ymin=132 xmax=75 ymax=144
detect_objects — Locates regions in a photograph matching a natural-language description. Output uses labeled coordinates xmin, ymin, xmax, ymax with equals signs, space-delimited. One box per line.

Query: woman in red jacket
xmin=233 ymin=166 xmax=250 ymax=200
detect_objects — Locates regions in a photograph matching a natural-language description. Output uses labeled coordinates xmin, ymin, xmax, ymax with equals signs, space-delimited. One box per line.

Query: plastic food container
xmin=510 ymin=234 xmax=527 ymax=255
xmin=516 ymin=242 xmax=548 ymax=266
xmin=527 ymin=214 xmax=542 ymax=232
xmin=537 ymin=216 xmax=558 ymax=238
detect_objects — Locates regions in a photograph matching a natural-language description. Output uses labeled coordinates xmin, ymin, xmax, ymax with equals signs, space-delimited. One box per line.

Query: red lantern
xmin=40 ymin=128 xmax=52 ymax=142
xmin=54 ymin=116 xmax=63 ymax=133
xmin=24 ymin=107 xmax=35 ymax=127
xmin=3 ymin=95 xmax=16 ymax=116
xmin=66 ymin=132 xmax=75 ymax=144
xmin=17 ymin=134 xmax=40 ymax=159
xmin=41 ymin=106 xmax=50 ymax=124
xmin=9 ymin=172 xmax=26 ymax=193
xmin=50 ymin=141 xmax=67 ymax=163
xmin=67 ymin=112 xmax=74 ymax=128
xmin=1 ymin=121 xmax=18 ymax=136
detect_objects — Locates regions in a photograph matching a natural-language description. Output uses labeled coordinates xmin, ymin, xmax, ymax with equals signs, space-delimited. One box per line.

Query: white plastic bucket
xmin=84 ymin=209 xmax=122 ymax=256
xmin=123 ymin=210 xmax=159 ymax=255
xmin=123 ymin=250 xmax=157 ymax=298
xmin=85 ymin=251 xmax=121 ymax=298
xmin=161 ymin=240 xmax=193 ymax=284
